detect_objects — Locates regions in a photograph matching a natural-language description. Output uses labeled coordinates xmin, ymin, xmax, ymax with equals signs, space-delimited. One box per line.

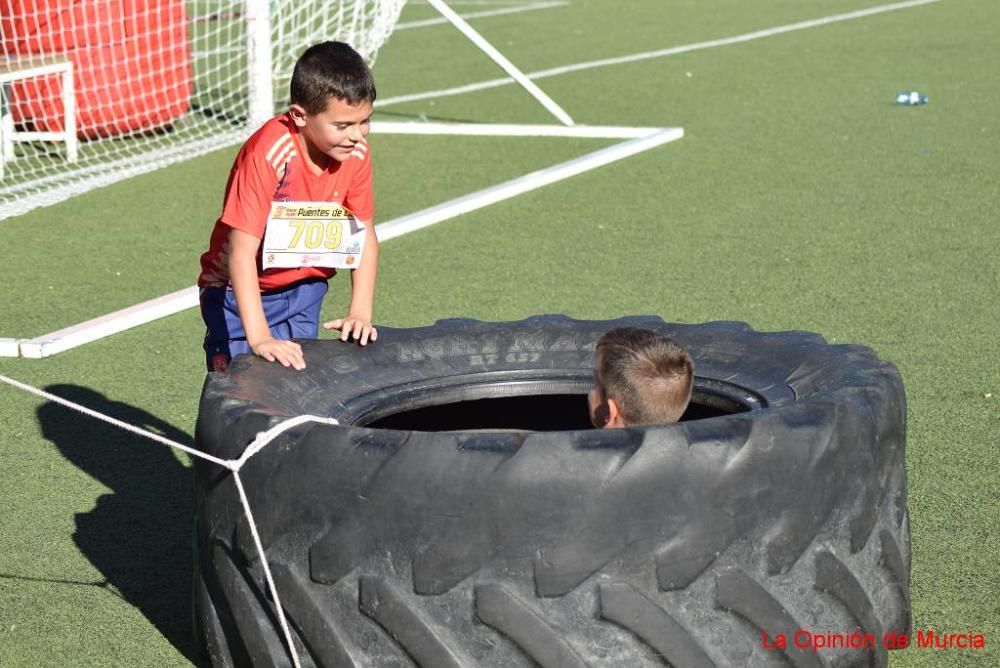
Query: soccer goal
xmin=0 ymin=0 xmax=407 ymax=220
xmin=0 ymin=0 xmax=682 ymax=225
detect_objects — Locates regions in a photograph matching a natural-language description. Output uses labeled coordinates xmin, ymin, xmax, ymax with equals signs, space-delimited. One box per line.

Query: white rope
xmin=0 ymin=372 xmax=339 ymax=667
xmin=234 ymin=414 xmax=339 ymax=469
xmin=0 ymin=373 xmax=233 ymax=468
xmin=233 ymin=470 xmax=302 ymax=668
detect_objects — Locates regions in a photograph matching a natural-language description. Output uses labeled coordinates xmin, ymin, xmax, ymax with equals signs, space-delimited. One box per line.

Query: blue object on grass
xmin=895 ymin=91 xmax=928 ymax=105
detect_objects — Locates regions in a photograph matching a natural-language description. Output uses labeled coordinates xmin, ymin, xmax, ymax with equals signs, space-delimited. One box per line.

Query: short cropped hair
xmin=595 ymin=327 xmax=694 ymax=425
xmin=290 ymin=41 xmax=377 ymax=114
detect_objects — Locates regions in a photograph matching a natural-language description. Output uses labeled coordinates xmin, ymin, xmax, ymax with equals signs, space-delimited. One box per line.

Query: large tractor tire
xmin=193 ymin=315 xmax=910 ymax=668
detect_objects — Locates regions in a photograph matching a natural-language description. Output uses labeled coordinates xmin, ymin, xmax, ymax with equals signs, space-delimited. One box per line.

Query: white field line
xmin=396 ymin=1 xmax=568 ymax=30
xmin=376 ymin=0 xmax=942 ymax=109
xmin=192 ymin=1 xmax=570 ymax=58
xmin=3 ymin=124 xmax=682 ymax=358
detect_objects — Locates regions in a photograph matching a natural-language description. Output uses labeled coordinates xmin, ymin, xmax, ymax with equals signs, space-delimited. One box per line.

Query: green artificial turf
xmin=1 ymin=1 xmax=997 ymax=665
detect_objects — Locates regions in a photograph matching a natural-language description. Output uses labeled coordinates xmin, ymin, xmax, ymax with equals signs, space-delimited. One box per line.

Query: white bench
xmin=0 ymin=56 xmax=77 ymax=179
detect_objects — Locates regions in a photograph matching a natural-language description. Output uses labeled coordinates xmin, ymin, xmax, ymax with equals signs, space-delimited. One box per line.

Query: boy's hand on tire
xmin=252 ymin=338 xmax=306 ymax=370
xmin=323 ymin=315 xmax=377 ymax=345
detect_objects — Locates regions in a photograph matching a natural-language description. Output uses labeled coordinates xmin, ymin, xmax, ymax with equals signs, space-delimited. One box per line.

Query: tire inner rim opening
xmin=347 ymin=373 xmax=765 ymax=432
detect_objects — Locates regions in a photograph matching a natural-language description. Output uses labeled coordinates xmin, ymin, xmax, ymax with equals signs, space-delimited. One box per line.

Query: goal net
xmin=0 ymin=0 xmax=406 ymax=221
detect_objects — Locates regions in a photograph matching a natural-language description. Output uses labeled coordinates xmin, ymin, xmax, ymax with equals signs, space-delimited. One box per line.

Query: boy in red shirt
xmin=198 ymin=41 xmax=379 ymax=371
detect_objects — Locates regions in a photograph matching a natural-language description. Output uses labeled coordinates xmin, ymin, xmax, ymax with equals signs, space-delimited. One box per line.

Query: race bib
xmin=261 ymin=201 xmax=366 ymax=270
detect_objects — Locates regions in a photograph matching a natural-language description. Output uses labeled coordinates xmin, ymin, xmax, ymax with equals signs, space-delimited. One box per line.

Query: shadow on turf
xmin=38 ymin=384 xmax=196 ymax=663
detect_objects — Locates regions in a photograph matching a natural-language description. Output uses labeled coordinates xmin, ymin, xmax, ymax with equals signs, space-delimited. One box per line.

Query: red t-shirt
xmin=198 ymin=114 xmax=374 ymax=291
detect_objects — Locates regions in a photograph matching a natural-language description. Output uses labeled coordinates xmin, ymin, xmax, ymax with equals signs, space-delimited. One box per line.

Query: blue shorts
xmin=200 ymin=278 xmax=329 ymax=371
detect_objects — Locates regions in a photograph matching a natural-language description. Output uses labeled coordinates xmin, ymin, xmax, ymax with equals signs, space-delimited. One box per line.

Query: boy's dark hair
xmin=595 ymin=327 xmax=694 ymax=425
xmin=290 ymin=41 xmax=377 ymax=114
